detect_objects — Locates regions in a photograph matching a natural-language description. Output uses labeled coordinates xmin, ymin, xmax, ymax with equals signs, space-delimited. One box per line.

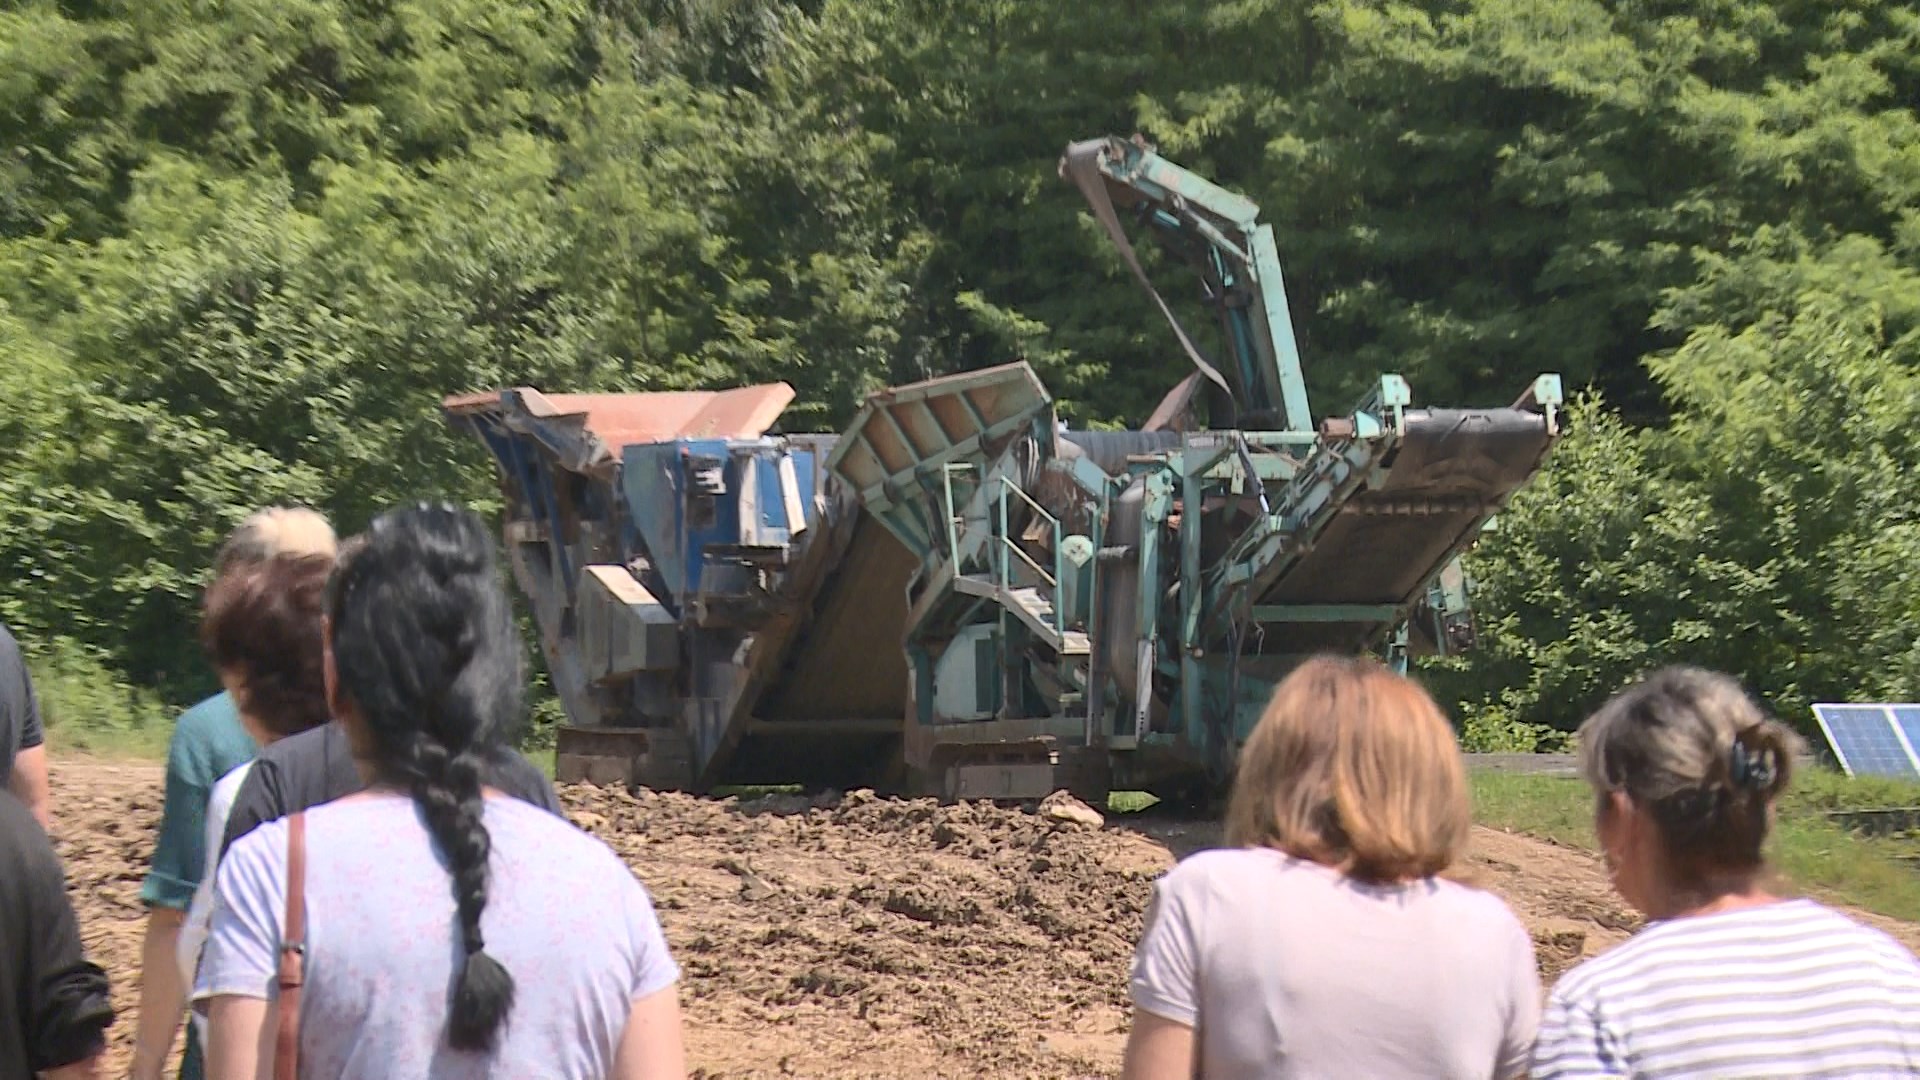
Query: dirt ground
xmin=49 ymin=758 xmax=1920 ymax=1079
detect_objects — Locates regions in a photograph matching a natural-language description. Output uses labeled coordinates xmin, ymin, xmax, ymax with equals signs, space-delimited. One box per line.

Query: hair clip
xmin=1729 ymin=738 xmax=1773 ymax=790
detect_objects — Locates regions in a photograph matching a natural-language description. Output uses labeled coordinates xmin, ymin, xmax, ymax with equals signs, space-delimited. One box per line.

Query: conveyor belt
xmin=756 ymin=514 xmax=916 ymax=721
xmin=707 ymin=512 xmax=916 ymax=785
xmin=1257 ymin=406 xmax=1554 ymax=653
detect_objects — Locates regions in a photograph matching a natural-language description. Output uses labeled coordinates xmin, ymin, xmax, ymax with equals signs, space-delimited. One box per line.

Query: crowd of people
xmin=1 ymin=501 xmax=1916 ymax=1079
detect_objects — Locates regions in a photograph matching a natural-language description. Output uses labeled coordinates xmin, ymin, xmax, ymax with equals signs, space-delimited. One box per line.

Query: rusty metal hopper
xmin=443 ymin=383 xmax=797 ymax=473
xmin=827 ymin=362 xmax=1052 ymax=560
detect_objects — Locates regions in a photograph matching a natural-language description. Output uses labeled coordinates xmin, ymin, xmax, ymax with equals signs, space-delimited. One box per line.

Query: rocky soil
xmin=48 ymin=759 xmax=1920 ymax=1078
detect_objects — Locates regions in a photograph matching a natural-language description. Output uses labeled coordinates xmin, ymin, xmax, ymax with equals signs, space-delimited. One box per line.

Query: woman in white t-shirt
xmin=1122 ymin=655 xmax=1541 ymax=1080
xmin=196 ymin=504 xmax=685 ymax=1080
xmin=1532 ymin=667 xmax=1920 ymax=1078
xmin=176 ymin=552 xmax=336 ymax=1047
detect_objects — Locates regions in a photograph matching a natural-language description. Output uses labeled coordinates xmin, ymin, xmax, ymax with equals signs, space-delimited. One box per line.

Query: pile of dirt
xmin=47 ymin=763 xmax=166 ymax=1076
xmin=564 ymin=784 xmax=1166 ymax=1078
xmin=50 ymin=760 xmax=1919 ymax=1078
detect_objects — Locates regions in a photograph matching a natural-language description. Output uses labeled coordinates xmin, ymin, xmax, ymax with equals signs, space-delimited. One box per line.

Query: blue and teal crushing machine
xmin=446 ymin=135 xmax=1563 ymax=800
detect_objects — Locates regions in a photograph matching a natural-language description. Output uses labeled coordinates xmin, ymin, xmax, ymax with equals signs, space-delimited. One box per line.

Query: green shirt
xmin=141 ymin=692 xmax=255 ymax=911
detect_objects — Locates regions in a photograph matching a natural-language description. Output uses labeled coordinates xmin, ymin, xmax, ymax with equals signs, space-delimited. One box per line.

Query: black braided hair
xmin=326 ymin=504 xmax=522 ymax=1051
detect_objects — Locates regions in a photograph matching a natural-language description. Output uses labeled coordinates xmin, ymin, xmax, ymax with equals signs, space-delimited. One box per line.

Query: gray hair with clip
xmin=1578 ymin=666 xmax=1805 ymax=880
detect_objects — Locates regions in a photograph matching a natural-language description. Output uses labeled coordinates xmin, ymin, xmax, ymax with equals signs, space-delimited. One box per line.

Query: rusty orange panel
xmin=443 ymin=383 xmax=796 ymax=451
xmin=441 ymin=390 xmax=503 ymax=414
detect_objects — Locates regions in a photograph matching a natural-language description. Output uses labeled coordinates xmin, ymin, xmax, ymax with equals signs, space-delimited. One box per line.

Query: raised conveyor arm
xmin=1060 ymin=135 xmax=1312 ymax=432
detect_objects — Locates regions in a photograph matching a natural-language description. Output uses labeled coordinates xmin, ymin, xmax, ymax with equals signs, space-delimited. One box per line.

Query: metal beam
xmin=1250 ymin=604 xmax=1405 ymax=623
xmin=1179 ymin=464 xmax=1204 ymax=755
xmin=744 ymin=718 xmax=901 ymax=736
xmin=1249 ymin=224 xmax=1312 ymax=432
xmin=1134 ymin=153 xmax=1262 ymax=225
xmin=860 ymin=413 xmax=1039 ymax=508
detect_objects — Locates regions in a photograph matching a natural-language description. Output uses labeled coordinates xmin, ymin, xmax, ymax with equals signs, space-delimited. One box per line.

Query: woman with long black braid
xmin=195 ymin=505 xmax=685 ymax=1079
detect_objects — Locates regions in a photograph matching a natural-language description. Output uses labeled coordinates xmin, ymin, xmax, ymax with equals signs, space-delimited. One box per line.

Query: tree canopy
xmin=5 ymin=0 xmax=1918 ymax=739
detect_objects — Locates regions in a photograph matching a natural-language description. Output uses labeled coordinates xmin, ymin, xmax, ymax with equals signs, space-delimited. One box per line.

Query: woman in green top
xmin=129 ymin=506 xmax=336 ymax=1080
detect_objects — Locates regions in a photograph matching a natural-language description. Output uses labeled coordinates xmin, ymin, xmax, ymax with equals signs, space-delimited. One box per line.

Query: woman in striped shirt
xmin=1532 ymin=667 xmax=1920 ymax=1078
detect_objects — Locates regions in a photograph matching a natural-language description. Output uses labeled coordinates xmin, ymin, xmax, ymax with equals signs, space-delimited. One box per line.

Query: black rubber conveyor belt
xmin=1256 ymin=405 xmax=1554 ymax=652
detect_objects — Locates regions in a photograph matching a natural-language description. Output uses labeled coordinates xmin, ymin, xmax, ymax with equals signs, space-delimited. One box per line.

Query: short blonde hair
xmin=216 ymin=506 xmax=337 ymax=573
xmin=1225 ymin=655 xmax=1470 ymax=883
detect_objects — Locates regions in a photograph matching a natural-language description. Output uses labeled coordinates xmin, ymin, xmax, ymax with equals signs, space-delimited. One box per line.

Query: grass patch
xmin=1470 ymin=771 xmax=1597 ymax=849
xmin=1470 ymin=769 xmax=1920 ymax=924
xmin=1107 ymin=790 xmax=1160 ymax=814
xmin=31 ymin=642 xmax=176 ymax=759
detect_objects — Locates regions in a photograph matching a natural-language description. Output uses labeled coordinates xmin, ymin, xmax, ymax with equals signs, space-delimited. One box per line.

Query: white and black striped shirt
xmin=1532 ymin=898 xmax=1920 ymax=1078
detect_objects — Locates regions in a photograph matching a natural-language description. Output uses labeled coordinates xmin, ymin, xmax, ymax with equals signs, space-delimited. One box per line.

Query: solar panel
xmin=1892 ymin=707 xmax=1920 ymax=761
xmin=1811 ymin=704 xmax=1920 ymax=781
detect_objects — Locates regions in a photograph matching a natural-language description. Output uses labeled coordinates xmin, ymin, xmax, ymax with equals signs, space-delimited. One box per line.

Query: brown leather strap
xmin=274 ymin=812 xmax=307 ymax=1080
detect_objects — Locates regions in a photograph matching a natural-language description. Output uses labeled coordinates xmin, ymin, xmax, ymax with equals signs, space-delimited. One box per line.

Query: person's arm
xmin=612 ymin=859 xmax=684 ymax=1078
xmin=9 ymin=646 xmax=49 ymax=830
xmin=18 ymin=799 xmax=113 ymax=1075
xmin=133 ymin=724 xmax=219 ymax=1080
xmin=11 ymin=741 xmax=50 ymax=832
xmin=130 ymin=908 xmax=187 ymax=1080
xmin=177 ymin=766 xmax=247 ymax=1029
xmin=203 ymin=996 xmax=273 ymax=1080
xmin=1120 ymin=878 xmax=1201 ymax=1080
xmin=1121 ymin=1010 xmax=1196 ymax=1080
xmin=613 ymin=985 xmax=686 ymax=1080
xmin=196 ymin=826 xmax=287 ymax=1080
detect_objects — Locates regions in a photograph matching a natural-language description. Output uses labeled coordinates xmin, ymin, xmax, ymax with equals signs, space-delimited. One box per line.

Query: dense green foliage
xmin=4 ymin=0 xmax=1918 ymax=742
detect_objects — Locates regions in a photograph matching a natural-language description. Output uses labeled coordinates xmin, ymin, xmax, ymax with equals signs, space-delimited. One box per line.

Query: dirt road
xmin=47 ymin=759 xmax=1920 ymax=1079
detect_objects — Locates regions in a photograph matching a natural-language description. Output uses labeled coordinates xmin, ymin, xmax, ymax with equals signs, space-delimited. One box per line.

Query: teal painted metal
xmin=1138 ymin=468 xmax=1175 ymax=741
xmin=446 ymin=130 xmax=1570 ymax=802
xmin=1067 ymin=137 xmax=1314 ymax=432
xmin=1132 ymin=151 xmax=1261 ymax=222
xmin=940 ymin=462 xmax=972 ymax=562
xmin=1387 ymin=627 xmax=1411 ymax=676
xmin=1248 ymin=224 xmax=1311 ymax=433
xmin=1240 ymin=432 xmax=1331 ymax=447
xmin=1058 ymin=534 xmax=1096 ymax=625
xmin=995 ymin=479 xmax=1010 ymax=587
xmin=1179 ymin=461 xmax=1204 ymax=756
xmin=1055 ymin=453 xmax=1118 ymax=499
xmin=795 ymin=138 xmax=1569 ymax=798
xmin=1250 ymin=604 xmax=1406 ymax=623
xmin=991 ymin=474 xmax=1066 ymax=637
xmin=829 ymin=361 xmax=1051 ymax=563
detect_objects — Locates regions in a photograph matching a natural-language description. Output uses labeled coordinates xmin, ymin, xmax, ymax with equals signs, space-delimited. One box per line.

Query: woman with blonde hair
xmin=1532 ymin=667 xmax=1920 ymax=1077
xmin=1123 ymin=655 xmax=1540 ymax=1080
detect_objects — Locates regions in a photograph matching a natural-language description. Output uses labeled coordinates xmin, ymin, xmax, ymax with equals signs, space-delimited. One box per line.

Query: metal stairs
xmin=953 ymin=575 xmax=1090 ymax=656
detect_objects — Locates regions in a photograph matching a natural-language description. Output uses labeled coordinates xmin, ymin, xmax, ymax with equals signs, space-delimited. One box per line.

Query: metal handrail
xmin=994 ymin=474 xmax=1065 ymax=636
xmin=1006 ymin=542 xmax=1055 ymax=589
xmin=999 ymin=472 xmax=1056 ymax=528
xmin=939 ymin=462 xmax=1068 ymax=638
xmin=940 ymin=462 xmax=975 ymax=563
